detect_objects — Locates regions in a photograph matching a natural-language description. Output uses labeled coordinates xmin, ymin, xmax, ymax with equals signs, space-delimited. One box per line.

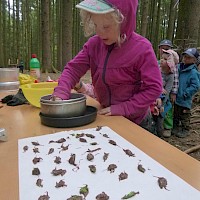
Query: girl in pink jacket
xmin=52 ymin=0 xmax=162 ymax=131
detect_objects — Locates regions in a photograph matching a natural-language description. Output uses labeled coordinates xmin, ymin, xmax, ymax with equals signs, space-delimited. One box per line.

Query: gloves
xmin=1 ymin=89 xmax=28 ymax=106
xmin=1 ymin=95 xmax=14 ymax=103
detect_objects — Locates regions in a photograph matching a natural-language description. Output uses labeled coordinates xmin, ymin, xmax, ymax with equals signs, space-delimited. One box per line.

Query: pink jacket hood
xmin=108 ymin=0 xmax=138 ymax=37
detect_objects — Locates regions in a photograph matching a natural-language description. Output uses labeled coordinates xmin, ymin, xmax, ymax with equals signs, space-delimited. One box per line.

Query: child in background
xmin=158 ymin=39 xmax=173 ymax=55
xmin=172 ymin=48 xmax=200 ymax=138
xmin=158 ymin=39 xmax=179 ymax=136
xmin=153 ymin=49 xmax=177 ymax=137
xmin=52 ymin=0 xmax=162 ymax=132
xmin=17 ymin=60 xmax=24 ymax=73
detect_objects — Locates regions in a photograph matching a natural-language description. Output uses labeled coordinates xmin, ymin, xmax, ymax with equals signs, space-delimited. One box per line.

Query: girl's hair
xmin=79 ymin=9 xmax=125 ymax=46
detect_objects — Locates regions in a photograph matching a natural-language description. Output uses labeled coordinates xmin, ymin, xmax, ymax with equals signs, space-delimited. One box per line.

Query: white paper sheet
xmin=18 ymin=126 xmax=200 ymax=199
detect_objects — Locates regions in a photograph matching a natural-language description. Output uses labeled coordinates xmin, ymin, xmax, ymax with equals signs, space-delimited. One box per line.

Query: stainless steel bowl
xmin=0 ymin=81 xmax=20 ymax=91
xmin=0 ymin=68 xmax=19 ymax=82
xmin=0 ymin=68 xmax=19 ymax=91
xmin=40 ymin=93 xmax=86 ymax=117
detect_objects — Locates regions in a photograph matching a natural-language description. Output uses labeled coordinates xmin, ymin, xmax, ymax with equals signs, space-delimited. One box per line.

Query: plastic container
xmin=20 ymin=82 xmax=58 ymax=108
xmin=30 ymin=54 xmax=40 ymax=80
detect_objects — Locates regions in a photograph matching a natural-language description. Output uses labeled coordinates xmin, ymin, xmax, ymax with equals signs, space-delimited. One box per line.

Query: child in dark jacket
xmin=172 ymin=48 xmax=200 ymax=138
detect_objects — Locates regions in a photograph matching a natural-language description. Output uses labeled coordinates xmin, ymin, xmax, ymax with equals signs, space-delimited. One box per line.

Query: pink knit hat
xmin=162 ymin=49 xmax=179 ymax=73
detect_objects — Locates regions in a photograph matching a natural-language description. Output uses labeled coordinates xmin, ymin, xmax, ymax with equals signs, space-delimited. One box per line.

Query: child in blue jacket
xmin=172 ymin=48 xmax=200 ymax=138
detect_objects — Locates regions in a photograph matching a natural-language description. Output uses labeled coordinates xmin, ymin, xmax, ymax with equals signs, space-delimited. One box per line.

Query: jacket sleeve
xmin=184 ymin=70 xmax=200 ymax=98
xmin=162 ymin=73 xmax=174 ymax=105
xmin=53 ymin=43 xmax=90 ymax=100
xmin=171 ymin=64 xmax=179 ymax=94
xmin=111 ymin=47 xmax=163 ymax=121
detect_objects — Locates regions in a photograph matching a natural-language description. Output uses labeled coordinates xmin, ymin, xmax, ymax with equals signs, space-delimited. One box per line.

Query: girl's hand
xmin=74 ymin=81 xmax=82 ymax=91
xmin=98 ymin=107 xmax=111 ymax=116
xmin=159 ymin=106 xmax=164 ymax=113
xmin=170 ymin=93 xmax=176 ymax=103
xmin=153 ymin=106 xmax=159 ymax=116
xmin=50 ymin=96 xmax=62 ymax=101
xmin=162 ymin=88 xmax=167 ymax=94
xmin=156 ymin=98 xmax=162 ymax=108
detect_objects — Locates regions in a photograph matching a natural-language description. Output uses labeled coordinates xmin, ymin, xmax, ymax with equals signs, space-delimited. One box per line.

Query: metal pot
xmin=0 ymin=68 xmax=19 ymax=82
xmin=0 ymin=68 xmax=19 ymax=91
xmin=0 ymin=81 xmax=20 ymax=91
xmin=40 ymin=93 xmax=86 ymax=118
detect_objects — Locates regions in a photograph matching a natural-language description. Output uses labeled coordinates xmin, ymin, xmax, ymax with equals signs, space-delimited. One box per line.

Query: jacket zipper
xmin=102 ymin=44 xmax=115 ymax=106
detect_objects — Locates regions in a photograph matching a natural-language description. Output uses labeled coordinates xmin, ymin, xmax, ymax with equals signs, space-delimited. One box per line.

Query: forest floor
xmin=41 ymin=71 xmax=200 ymax=162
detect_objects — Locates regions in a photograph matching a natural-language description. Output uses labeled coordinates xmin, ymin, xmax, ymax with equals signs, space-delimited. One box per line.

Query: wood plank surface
xmin=0 ymin=92 xmax=200 ymax=199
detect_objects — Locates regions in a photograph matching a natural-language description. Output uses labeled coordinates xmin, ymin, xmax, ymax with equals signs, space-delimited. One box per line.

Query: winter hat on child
xmin=76 ymin=0 xmax=114 ymax=14
xmin=162 ymin=49 xmax=179 ymax=73
xmin=159 ymin=39 xmax=173 ymax=48
xmin=182 ymin=48 xmax=199 ymax=59
xmin=76 ymin=0 xmax=138 ymax=38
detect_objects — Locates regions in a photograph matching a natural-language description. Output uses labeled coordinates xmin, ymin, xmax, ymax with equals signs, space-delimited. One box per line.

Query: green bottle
xmin=30 ymin=54 xmax=40 ymax=80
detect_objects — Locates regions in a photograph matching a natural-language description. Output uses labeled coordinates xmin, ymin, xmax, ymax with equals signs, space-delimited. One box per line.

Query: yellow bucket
xmin=21 ymin=82 xmax=58 ymax=108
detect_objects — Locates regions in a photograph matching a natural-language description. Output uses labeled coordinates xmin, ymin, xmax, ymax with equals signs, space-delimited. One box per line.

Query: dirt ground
xmin=162 ymin=102 xmax=200 ymax=161
xmin=41 ymin=72 xmax=200 ymax=162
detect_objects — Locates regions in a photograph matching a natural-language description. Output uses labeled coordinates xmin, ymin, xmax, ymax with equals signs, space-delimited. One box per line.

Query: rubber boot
xmin=175 ymin=128 xmax=189 ymax=138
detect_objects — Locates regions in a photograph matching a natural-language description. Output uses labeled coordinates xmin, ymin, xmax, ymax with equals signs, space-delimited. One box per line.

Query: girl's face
xmin=160 ymin=53 xmax=168 ymax=67
xmin=91 ymin=13 xmax=120 ymax=45
xmin=160 ymin=53 xmax=170 ymax=73
xmin=182 ymin=55 xmax=196 ymax=64
xmin=159 ymin=45 xmax=171 ymax=56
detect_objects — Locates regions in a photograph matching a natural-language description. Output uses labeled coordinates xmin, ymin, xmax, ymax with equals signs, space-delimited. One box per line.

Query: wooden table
xmin=0 ymin=92 xmax=200 ymax=199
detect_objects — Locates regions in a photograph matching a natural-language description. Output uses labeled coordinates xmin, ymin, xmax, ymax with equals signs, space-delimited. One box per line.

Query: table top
xmin=0 ymin=92 xmax=200 ymax=199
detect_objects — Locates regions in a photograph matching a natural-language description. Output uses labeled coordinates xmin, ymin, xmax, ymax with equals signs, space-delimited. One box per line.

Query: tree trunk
xmin=154 ymin=0 xmax=161 ymax=55
xmin=62 ymin=0 xmax=73 ymax=69
xmin=56 ymin=0 xmax=62 ymax=71
xmin=175 ymin=0 xmax=200 ymax=53
xmin=166 ymin=0 xmax=177 ymax=42
xmin=21 ymin=0 xmax=27 ymax=68
xmin=140 ymin=0 xmax=149 ymax=37
xmin=0 ymin=1 xmax=4 ymax=66
xmin=37 ymin=0 xmax=42 ymax=63
xmin=51 ymin=0 xmax=55 ymax=69
xmin=12 ymin=0 xmax=17 ymax=62
xmin=41 ymin=0 xmax=52 ymax=72
xmin=8 ymin=0 xmax=11 ymax=63
xmin=198 ymin=19 xmax=200 ymax=48
xmin=2 ymin=0 xmax=7 ymax=66
xmin=16 ymin=0 xmax=20 ymax=61
xmin=148 ymin=0 xmax=156 ymax=41
xmin=26 ymin=0 xmax=31 ymax=69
